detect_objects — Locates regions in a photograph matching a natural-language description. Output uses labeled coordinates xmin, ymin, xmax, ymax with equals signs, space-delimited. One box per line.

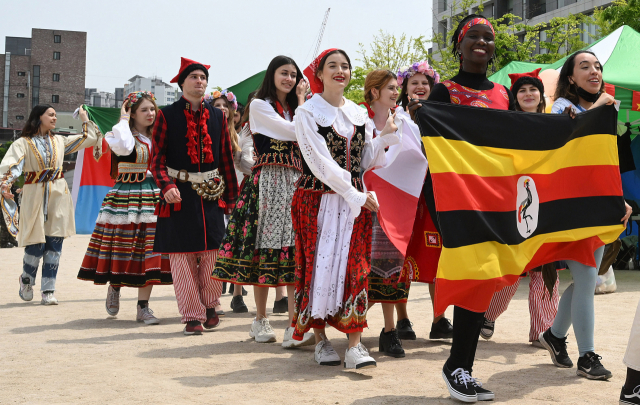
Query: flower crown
xmin=125 ymin=91 xmax=156 ymax=105
xmin=396 ymin=61 xmax=440 ymax=86
xmin=205 ymin=89 xmax=237 ymax=110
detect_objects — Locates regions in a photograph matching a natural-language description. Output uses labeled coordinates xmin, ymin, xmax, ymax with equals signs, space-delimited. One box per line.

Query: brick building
xmin=0 ymin=28 xmax=86 ymax=128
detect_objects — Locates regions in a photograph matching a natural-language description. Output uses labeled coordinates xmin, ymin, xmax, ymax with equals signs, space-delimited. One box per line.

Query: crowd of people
xmin=1 ymin=15 xmax=639 ymax=404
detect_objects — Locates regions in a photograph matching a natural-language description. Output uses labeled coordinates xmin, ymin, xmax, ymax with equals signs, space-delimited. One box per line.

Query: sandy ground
xmin=1 ymin=234 xmax=638 ymax=405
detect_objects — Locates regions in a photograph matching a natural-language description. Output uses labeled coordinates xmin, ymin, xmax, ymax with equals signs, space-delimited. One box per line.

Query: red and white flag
xmin=363 ymin=109 xmax=428 ymax=255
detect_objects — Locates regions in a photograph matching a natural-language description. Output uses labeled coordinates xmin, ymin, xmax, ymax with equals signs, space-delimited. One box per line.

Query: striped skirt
xmin=77 ymin=177 xmax=171 ymax=287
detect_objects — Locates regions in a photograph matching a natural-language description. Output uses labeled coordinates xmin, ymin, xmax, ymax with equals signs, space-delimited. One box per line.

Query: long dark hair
xmin=451 ymin=14 xmax=493 ymax=68
xmin=554 ymin=50 xmax=604 ymax=105
xmin=21 ymin=104 xmax=55 ymax=138
xmin=242 ymin=90 xmax=258 ymax=126
xmin=255 ymin=56 xmax=303 ymax=111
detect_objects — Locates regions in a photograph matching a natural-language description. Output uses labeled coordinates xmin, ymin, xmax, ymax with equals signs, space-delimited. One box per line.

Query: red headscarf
xmin=303 ymin=48 xmax=338 ymax=94
xmin=458 ymin=18 xmax=495 ymax=43
xmin=170 ymin=57 xmax=211 ymax=84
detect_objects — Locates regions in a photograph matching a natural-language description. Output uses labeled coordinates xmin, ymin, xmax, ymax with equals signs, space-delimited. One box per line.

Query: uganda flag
xmin=417 ymin=103 xmax=625 ymax=315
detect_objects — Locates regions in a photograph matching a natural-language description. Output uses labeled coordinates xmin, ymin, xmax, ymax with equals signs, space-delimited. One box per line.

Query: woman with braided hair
xmin=78 ymin=92 xmax=171 ymax=324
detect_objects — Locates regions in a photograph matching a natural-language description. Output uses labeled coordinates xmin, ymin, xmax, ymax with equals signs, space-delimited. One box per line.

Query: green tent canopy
xmin=489 ymin=25 xmax=640 ymax=126
xmin=227 ymin=70 xmax=266 ymax=106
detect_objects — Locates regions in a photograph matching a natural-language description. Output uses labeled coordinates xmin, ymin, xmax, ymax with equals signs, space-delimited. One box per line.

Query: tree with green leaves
xmin=594 ymin=0 xmax=640 ymax=37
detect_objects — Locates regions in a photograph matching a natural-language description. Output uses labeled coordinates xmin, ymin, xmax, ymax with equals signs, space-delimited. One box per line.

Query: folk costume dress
xmin=213 ymin=98 xmax=301 ymax=287
xmin=151 ymin=96 xmax=239 ymax=324
xmin=77 ymin=119 xmax=172 ymax=287
xmin=291 ymin=94 xmax=399 ymax=340
xmin=0 ymin=121 xmax=102 ymax=292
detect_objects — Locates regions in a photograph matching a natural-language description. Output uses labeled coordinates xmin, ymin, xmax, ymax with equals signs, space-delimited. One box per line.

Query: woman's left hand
xmin=622 ymin=202 xmax=633 ymax=228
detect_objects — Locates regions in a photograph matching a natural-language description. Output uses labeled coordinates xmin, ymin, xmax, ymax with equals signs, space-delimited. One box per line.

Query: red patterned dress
xmin=291 ymin=94 xmax=400 ymax=340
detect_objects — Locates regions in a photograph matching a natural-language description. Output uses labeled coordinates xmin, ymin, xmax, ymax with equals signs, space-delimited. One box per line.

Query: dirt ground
xmin=1 ymin=234 xmax=638 ymax=405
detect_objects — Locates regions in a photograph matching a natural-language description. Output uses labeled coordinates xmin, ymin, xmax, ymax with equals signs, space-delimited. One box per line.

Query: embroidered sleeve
xmin=150 ymin=110 xmax=175 ymax=194
xmin=295 ymin=109 xmax=367 ymax=218
xmin=0 ymin=139 xmax=27 ymax=187
xmin=237 ymin=125 xmax=255 ymax=176
xmin=64 ymin=121 xmax=103 ymax=157
xmin=105 ymin=119 xmax=136 ymax=156
xmin=249 ymin=99 xmax=297 ymax=141
xmin=218 ymin=111 xmax=239 ymax=212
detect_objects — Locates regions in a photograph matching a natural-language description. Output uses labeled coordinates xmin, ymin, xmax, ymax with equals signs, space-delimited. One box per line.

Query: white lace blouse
xmin=294 ymin=94 xmax=400 ymax=218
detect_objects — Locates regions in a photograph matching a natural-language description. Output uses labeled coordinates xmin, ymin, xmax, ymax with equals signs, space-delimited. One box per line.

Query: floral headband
xmin=205 ymin=89 xmax=238 ymax=110
xmin=125 ymin=91 xmax=156 ymax=105
xmin=458 ymin=18 xmax=495 ymax=43
xmin=397 ymin=61 xmax=440 ymax=86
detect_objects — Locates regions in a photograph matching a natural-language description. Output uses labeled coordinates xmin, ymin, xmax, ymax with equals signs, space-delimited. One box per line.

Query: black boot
xmin=273 ymin=296 xmax=288 ymax=313
xmin=230 ymin=295 xmax=248 ymax=313
xmin=396 ymin=318 xmax=417 ymax=340
xmin=379 ymin=328 xmax=405 ymax=358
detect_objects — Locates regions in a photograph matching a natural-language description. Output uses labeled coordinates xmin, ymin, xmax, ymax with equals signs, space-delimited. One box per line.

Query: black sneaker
xmin=272 ymin=296 xmax=288 ymax=314
xmin=620 ymin=384 xmax=640 ymax=404
xmin=396 ymin=318 xmax=417 ymax=340
xmin=577 ymin=352 xmax=612 ymax=380
xmin=538 ymin=328 xmax=573 ymax=368
xmin=442 ymin=363 xmax=477 ymax=403
xmin=479 ymin=317 xmax=495 ymax=340
xmin=378 ymin=328 xmax=405 ymax=358
xmin=430 ymin=317 xmax=454 ymax=339
xmin=230 ymin=295 xmax=248 ymax=313
xmin=469 ymin=376 xmax=495 ymax=401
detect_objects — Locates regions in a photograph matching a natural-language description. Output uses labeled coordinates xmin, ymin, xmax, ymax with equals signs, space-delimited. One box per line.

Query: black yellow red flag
xmin=417 ymin=103 xmax=624 ymax=315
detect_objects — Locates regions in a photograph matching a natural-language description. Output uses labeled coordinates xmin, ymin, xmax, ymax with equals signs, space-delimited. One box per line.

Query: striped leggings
xmin=485 ymin=271 xmax=560 ymax=342
xmin=169 ymin=250 xmax=222 ymax=323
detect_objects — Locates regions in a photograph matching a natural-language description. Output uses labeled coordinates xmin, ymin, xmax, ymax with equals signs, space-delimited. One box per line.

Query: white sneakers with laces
xmin=344 ymin=342 xmax=377 ymax=369
xmin=249 ymin=317 xmax=277 ymax=343
xmin=40 ymin=292 xmax=58 ymax=305
xmin=282 ymin=326 xmax=314 ymax=348
xmin=18 ymin=275 xmax=33 ymax=301
xmin=314 ymin=334 xmax=341 ymax=366
xmin=136 ymin=305 xmax=160 ymax=325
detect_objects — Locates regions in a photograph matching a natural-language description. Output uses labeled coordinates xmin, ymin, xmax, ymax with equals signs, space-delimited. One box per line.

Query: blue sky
xmin=0 ymin=0 xmax=434 ymax=92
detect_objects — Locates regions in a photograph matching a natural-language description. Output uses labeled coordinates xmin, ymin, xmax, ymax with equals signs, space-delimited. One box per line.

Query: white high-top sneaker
xmin=344 ymin=342 xmax=376 ymax=369
xmin=40 ymin=292 xmax=58 ymax=305
xmin=18 ymin=275 xmax=33 ymax=301
xmin=136 ymin=305 xmax=160 ymax=325
xmin=249 ymin=317 xmax=277 ymax=343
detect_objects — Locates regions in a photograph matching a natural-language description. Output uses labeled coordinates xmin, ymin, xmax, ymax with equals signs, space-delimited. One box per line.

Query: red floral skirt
xmin=291 ymin=189 xmax=372 ymax=340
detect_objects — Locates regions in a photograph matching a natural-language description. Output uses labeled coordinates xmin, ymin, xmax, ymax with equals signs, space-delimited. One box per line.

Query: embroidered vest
xmin=252 ymin=102 xmax=302 ymax=171
xmin=115 ymin=136 xmax=150 ymax=183
xmin=443 ymin=80 xmax=510 ymax=110
xmin=297 ymin=124 xmax=365 ymax=193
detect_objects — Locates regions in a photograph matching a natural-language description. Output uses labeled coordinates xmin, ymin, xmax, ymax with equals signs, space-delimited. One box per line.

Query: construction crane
xmin=313 ymin=8 xmax=331 ymax=60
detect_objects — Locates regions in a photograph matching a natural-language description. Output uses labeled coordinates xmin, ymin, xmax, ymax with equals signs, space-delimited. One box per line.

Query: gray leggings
xmin=550 ymin=245 xmax=604 ymax=357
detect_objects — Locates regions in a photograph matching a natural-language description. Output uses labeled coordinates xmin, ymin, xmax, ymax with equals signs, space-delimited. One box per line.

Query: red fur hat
xmin=508 ymin=68 xmax=544 ymax=93
xmin=170 ymin=57 xmax=211 ymax=88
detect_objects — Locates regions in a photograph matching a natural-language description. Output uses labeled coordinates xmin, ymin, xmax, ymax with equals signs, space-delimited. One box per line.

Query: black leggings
xmin=447 ymin=306 xmax=485 ymax=373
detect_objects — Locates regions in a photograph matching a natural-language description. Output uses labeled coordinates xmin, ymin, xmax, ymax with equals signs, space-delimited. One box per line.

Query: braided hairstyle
xmin=451 ymin=14 xmax=493 ymax=68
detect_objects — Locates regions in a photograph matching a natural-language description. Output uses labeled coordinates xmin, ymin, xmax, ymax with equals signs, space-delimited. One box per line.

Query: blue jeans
xmin=22 ymin=236 xmax=63 ymax=292
xmin=551 ymin=245 xmax=604 ymax=357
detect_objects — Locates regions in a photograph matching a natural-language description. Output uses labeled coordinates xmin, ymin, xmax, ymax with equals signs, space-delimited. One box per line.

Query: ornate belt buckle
xmin=176 ymin=169 xmax=190 ymax=183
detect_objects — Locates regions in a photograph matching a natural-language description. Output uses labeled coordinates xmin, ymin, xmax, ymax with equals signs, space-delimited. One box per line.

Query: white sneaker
xmin=314 ymin=334 xmax=341 ymax=366
xmin=41 ymin=292 xmax=58 ymax=305
xmin=282 ymin=327 xmax=315 ymax=349
xmin=344 ymin=342 xmax=376 ymax=369
xmin=18 ymin=275 xmax=33 ymax=301
xmin=249 ymin=317 xmax=276 ymax=343
xmin=105 ymin=285 xmax=120 ymax=316
xmin=137 ymin=305 xmax=160 ymax=325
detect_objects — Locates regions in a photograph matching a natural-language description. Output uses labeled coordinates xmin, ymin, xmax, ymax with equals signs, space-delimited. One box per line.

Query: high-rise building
xmin=431 ymin=0 xmax=609 ymax=56
xmin=124 ymin=75 xmax=176 ymax=106
xmin=0 ymin=29 xmax=86 ymax=128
